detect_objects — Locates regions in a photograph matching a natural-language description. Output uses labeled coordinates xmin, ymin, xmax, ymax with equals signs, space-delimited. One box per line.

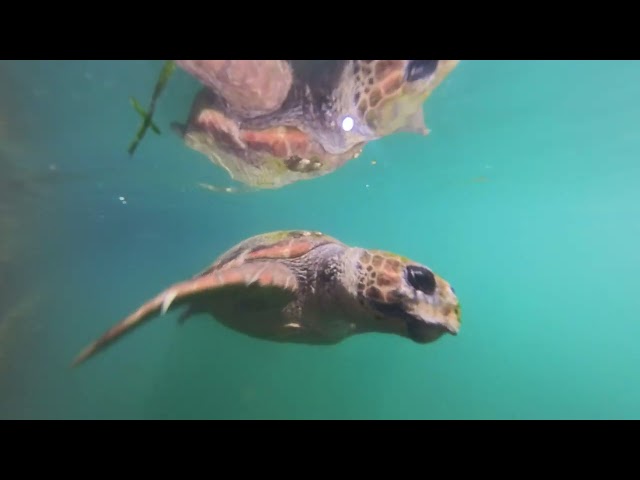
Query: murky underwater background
xmin=1 ymin=59 xmax=640 ymax=419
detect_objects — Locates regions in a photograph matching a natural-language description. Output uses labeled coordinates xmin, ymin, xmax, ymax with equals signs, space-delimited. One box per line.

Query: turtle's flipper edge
xmin=70 ymin=262 xmax=299 ymax=367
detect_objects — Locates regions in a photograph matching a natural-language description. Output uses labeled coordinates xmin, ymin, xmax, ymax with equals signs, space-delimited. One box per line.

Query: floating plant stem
xmin=127 ymin=60 xmax=176 ymax=156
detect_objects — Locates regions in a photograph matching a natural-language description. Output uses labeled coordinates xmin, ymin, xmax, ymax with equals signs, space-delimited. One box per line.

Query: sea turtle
xmin=71 ymin=230 xmax=461 ymax=367
xmin=172 ymin=60 xmax=460 ymax=189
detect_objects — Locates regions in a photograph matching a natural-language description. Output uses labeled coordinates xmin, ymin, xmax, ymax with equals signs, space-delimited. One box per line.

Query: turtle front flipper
xmin=70 ymin=262 xmax=299 ymax=367
xmin=175 ymin=60 xmax=293 ymax=118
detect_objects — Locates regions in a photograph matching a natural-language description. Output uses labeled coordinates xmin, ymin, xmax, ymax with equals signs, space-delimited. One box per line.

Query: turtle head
xmin=336 ymin=60 xmax=459 ymax=143
xmin=345 ymin=248 xmax=460 ymax=343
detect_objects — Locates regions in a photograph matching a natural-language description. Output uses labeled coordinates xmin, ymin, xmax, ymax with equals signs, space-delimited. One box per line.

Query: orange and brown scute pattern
xmin=355 ymin=249 xmax=408 ymax=306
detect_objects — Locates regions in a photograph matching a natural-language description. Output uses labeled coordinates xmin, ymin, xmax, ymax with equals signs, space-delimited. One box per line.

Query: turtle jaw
xmin=404 ymin=300 xmax=461 ymax=344
xmin=406 ymin=319 xmax=453 ymax=344
xmin=367 ymin=298 xmax=461 ymax=344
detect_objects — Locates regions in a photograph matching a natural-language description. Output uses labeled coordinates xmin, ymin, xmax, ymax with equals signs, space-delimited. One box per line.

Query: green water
xmin=1 ymin=60 xmax=639 ymax=419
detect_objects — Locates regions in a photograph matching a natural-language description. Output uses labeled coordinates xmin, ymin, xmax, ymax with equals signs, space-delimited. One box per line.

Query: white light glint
xmin=341 ymin=116 xmax=354 ymax=132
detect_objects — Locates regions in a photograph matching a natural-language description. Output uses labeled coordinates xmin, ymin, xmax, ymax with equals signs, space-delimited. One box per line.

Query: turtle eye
xmin=405 ymin=265 xmax=436 ymax=295
xmin=406 ymin=60 xmax=439 ymax=82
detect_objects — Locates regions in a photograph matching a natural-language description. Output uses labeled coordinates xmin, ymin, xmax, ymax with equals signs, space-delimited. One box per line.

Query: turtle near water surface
xmin=172 ymin=60 xmax=460 ymax=189
xmin=71 ymin=230 xmax=461 ymax=367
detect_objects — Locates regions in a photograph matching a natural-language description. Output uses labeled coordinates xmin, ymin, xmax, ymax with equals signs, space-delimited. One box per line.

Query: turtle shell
xmin=71 ymin=230 xmax=344 ymax=367
xmin=200 ymin=230 xmax=344 ymax=273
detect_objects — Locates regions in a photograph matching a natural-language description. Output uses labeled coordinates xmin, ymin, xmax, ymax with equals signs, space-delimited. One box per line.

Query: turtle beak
xmin=443 ymin=303 xmax=461 ymax=335
xmin=446 ymin=322 xmax=459 ymax=335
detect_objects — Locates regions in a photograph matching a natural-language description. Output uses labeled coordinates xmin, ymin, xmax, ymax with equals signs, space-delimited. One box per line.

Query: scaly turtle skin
xmin=71 ymin=230 xmax=461 ymax=367
xmin=172 ymin=60 xmax=459 ymax=189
